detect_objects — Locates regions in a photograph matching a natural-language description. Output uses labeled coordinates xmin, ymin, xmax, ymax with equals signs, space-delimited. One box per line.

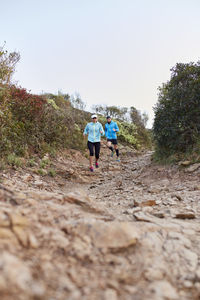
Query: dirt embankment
xmin=0 ymin=143 xmax=200 ymax=300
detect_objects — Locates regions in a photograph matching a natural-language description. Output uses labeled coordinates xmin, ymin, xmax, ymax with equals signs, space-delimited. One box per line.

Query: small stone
xmin=28 ymin=233 xmax=39 ymax=248
xmin=144 ymin=268 xmax=164 ymax=280
xmin=124 ymin=285 xmax=137 ymax=294
xmin=0 ymin=212 xmax=10 ymax=227
xmin=30 ymin=282 xmax=45 ymax=297
xmin=33 ymin=181 xmax=44 ymax=188
xmin=68 ymin=168 xmax=75 ymax=175
xmin=62 ymin=190 xmax=91 ymax=206
xmin=183 ymin=280 xmax=193 ymax=288
xmin=147 ymin=188 xmax=160 ymax=194
xmin=131 ymin=207 xmax=142 ymax=213
xmin=152 ymin=212 xmax=165 ymax=218
xmin=9 ymin=214 xmax=28 ymax=227
xmin=148 ymin=280 xmax=179 ymax=300
xmin=185 ymin=163 xmax=200 ymax=172
xmin=26 ymin=198 xmax=38 ymax=206
xmin=134 ymin=200 xmax=156 ymax=207
xmin=62 ymin=190 xmax=105 ymax=214
xmin=179 ymin=161 xmax=191 ymax=166
xmin=142 ymin=207 xmax=154 ymax=213
xmin=15 ymin=192 xmax=27 ymax=201
xmin=175 ymin=212 xmax=195 ymax=219
xmin=13 ymin=226 xmax=29 ymax=247
xmin=0 ymin=228 xmax=15 ymax=239
xmin=171 ymin=194 xmax=183 ymax=201
xmin=194 ymin=185 xmax=200 ymax=191
xmin=141 ymin=200 xmax=157 ymax=207
xmin=134 ymin=211 xmax=154 ymax=222
xmin=104 ymin=288 xmax=117 ymax=300
xmin=69 ymin=221 xmax=139 ymax=251
xmin=22 ymin=175 xmax=33 ymax=182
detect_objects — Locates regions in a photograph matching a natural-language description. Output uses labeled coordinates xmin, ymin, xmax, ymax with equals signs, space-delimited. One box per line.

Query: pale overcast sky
xmin=1 ymin=0 xmax=200 ymax=127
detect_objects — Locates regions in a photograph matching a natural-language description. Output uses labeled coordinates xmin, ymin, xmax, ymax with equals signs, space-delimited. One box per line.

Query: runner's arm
xmin=83 ymin=124 xmax=89 ymax=136
xmin=114 ymin=122 xmax=119 ymax=132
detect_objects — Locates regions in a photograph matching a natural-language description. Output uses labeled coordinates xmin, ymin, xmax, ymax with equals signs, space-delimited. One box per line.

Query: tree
xmin=130 ymin=106 xmax=148 ymax=128
xmin=129 ymin=106 xmax=151 ymax=147
xmin=141 ymin=112 xmax=149 ymax=128
xmin=153 ymin=61 xmax=200 ymax=154
xmin=0 ymin=44 xmax=20 ymax=84
xmin=92 ymin=104 xmax=105 ymax=115
xmin=92 ymin=104 xmax=128 ymax=121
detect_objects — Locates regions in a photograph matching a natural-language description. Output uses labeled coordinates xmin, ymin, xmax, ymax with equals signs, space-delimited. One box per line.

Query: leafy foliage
xmin=0 ymin=84 xmax=87 ymax=157
xmin=129 ymin=106 xmax=151 ymax=147
xmin=10 ymin=86 xmax=46 ymax=121
xmin=98 ymin=115 xmax=139 ymax=148
xmin=130 ymin=106 xmax=148 ymax=128
xmin=117 ymin=121 xmax=139 ymax=147
xmin=93 ymin=104 xmax=151 ymax=148
xmin=44 ymin=91 xmax=71 ymax=108
xmin=153 ymin=62 xmax=200 ymax=157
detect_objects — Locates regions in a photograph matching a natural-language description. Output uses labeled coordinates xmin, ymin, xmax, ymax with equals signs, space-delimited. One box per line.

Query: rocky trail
xmin=0 ymin=142 xmax=200 ymax=300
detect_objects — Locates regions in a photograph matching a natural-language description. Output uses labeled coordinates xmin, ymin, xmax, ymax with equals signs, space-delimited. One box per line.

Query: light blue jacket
xmin=84 ymin=122 xmax=104 ymax=142
xmin=105 ymin=121 xmax=119 ymax=139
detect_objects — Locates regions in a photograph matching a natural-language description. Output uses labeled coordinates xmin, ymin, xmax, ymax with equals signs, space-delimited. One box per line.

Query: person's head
xmin=91 ymin=114 xmax=98 ymax=122
xmin=106 ymin=116 xmax=112 ymax=123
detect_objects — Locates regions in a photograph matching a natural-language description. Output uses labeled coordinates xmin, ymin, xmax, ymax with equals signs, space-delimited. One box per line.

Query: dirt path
xmin=0 ymin=145 xmax=200 ymax=299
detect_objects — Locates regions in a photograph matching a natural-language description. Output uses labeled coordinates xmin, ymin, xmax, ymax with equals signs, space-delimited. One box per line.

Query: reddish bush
xmin=10 ymin=86 xmax=46 ymax=121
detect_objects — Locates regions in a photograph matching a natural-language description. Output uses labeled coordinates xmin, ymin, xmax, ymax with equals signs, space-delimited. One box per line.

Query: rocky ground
xmin=0 ymin=142 xmax=200 ymax=300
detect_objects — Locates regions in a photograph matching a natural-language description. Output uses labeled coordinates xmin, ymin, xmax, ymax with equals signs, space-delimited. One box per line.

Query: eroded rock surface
xmin=0 ymin=146 xmax=200 ymax=299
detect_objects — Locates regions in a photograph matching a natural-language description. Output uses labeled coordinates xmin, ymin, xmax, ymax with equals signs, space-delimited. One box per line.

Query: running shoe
xmin=95 ymin=162 xmax=99 ymax=168
xmin=89 ymin=166 xmax=94 ymax=172
xmin=116 ymin=158 xmax=121 ymax=162
xmin=111 ymin=151 xmax=114 ymax=158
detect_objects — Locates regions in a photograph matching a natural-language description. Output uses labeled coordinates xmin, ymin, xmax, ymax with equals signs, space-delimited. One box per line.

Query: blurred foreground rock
xmin=0 ymin=148 xmax=200 ymax=299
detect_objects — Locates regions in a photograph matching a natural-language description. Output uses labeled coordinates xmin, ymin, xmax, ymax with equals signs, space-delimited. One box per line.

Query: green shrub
xmin=27 ymin=158 xmax=36 ymax=167
xmin=7 ymin=153 xmax=23 ymax=168
xmin=98 ymin=115 xmax=139 ymax=148
xmin=37 ymin=168 xmax=47 ymax=176
xmin=48 ymin=168 xmax=56 ymax=177
xmin=47 ymin=98 xmax=59 ymax=110
xmin=153 ymin=62 xmax=200 ymax=158
xmin=117 ymin=121 xmax=139 ymax=147
xmin=40 ymin=157 xmax=50 ymax=169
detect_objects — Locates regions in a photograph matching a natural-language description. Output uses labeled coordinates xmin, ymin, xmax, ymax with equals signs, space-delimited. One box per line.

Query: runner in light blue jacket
xmin=105 ymin=116 xmax=120 ymax=161
xmin=83 ymin=114 xmax=104 ymax=172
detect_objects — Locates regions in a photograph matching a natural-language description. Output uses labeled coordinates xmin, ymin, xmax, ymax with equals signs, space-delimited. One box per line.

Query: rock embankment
xmin=0 ymin=144 xmax=200 ymax=299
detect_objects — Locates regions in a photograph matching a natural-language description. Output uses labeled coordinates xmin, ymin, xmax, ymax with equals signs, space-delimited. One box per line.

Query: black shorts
xmin=107 ymin=139 xmax=118 ymax=145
